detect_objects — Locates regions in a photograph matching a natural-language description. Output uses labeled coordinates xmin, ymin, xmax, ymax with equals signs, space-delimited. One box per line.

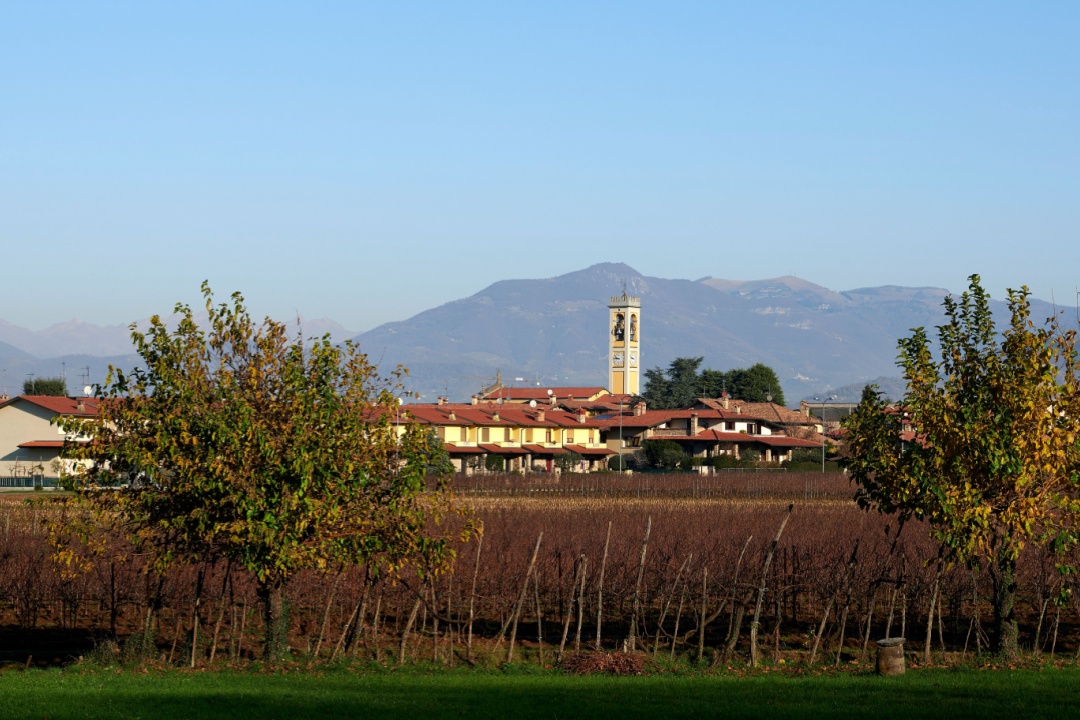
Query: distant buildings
xmin=0 ymin=394 xmax=98 ymax=487
xmin=0 ymin=294 xmax=831 ymax=482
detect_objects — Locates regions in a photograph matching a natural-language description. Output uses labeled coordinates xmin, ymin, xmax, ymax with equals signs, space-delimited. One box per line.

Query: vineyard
xmin=1 ymin=472 xmax=1077 ymax=670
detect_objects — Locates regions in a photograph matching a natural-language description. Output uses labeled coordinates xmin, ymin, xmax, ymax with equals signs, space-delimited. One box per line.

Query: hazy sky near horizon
xmin=3 ymin=2 xmax=1078 ymax=332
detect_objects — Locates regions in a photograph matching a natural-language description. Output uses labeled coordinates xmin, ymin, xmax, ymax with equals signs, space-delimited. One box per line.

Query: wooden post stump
xmin=876 ymin=637 xmax=905 ymax=675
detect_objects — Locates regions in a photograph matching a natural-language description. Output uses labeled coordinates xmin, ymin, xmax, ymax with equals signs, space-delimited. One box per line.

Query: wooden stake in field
xmin=722 ymin=535 xmax=754 ymax=660
xmin=628 ymin=516 xmax=652 ymax=652
xmin=809 ymin=540 xmax=859 ymax=666
xmin=671 ymin=570 xmax=689 ymax=661
xmin=466 ymin=534 xmax=483 ymax=663
xmin=698 ymin=566 xmax=708 ymax=664
xmin=506 ymin=532 xmax=543 ymax=663
xmin=398 ymin=596 xmax=422 ymax=666
xmin=209 ymin=565 xmax=233 ymax=663
xmin=558 ymin=555 xmax=583 ymax=662
xmin=595 ymin=521 xmax=612 ymax=652
xmin=750 ymin=503 xmax=793 ymax=667
xmin=313 ymin=568 xmax=343 ymax=660
xmin=533 ymin=569 xmax=544 ymax=666
xmin=653 ymin=553 xmax=692 ymax=656
xmin=924 ymin=576 xmax=939 ymax=665
xmin=574 ymin=555 xmax=588 ymax=653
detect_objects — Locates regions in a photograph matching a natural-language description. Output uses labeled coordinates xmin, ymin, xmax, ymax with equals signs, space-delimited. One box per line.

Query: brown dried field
xmin=1 ymin=473 xmax=1077 ymax=669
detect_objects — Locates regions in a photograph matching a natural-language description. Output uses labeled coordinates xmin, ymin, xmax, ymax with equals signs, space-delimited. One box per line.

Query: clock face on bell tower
xmin=608 ymin=293 xmax=640 ymax=395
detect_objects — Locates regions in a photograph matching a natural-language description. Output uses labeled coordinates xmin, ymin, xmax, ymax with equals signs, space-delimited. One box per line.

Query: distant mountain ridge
xmin=352 ymin=264 xmax=1071 ymax=403
xmin=1 ymin=264 xmax=1070 ymax=404
xmin=0 ymin=315 xmax=356 ymax=397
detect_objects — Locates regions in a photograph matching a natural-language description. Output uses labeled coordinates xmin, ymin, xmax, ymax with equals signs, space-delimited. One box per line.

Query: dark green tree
xmin=638 ymin=358 xmax=785 ymax=407
xmin=642 ymin=439 xmax=688 ymax=470
xmin=23 ymin=376 xmax=68 ymax=396
xmin=639 ymin=357 xmax=703 ymax=409
xmin=727 ymin=363 xmax=785 ymax=405
xmin=555 ymin=451 xmax=584 ymax=473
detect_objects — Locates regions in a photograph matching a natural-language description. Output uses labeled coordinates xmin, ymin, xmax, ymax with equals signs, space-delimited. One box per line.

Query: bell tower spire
xmin=608 ymin=292 xmax=641 ymax=395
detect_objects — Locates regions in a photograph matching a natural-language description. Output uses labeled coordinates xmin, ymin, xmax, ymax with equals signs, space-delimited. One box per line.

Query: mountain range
xmin=2 ymin=264 xmax=1071 ymax=404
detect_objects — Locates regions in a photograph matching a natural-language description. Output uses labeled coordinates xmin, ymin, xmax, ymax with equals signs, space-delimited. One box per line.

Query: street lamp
xmin=813 ymin=395 xmax=836 ymax=472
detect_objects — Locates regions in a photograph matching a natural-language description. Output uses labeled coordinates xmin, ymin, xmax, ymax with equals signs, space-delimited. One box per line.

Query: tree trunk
xmin=258 ymin=578 xmax=289 ymax=662
xmin=990 ymin=554 xmax=1019 ymax=658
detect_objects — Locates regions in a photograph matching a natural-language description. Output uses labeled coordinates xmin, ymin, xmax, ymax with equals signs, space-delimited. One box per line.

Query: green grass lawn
xmin=2 ymin=665 xmax=1079 ymax=720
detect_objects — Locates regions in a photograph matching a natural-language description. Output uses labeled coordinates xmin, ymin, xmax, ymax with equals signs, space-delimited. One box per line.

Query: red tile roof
xmin=693 ymin=429 xmax=760 ymax=443
xmin=404 ymin=403 xmax=610 ymax=429
xmin=478 ymin=444 xmax=529 ymax=456
xmin=522 ymin=444 xmax=569 ymax=455
xmin=590 ymin=409 xmax=731 ymax=429
xmin=752 ymin=435 xmax=823 ymax=448
xmin=1 ymin=395 xmax=100 ymax=417
xmin=481 ymin=386 xmax=609 ymax=401
xmin=564 ymin=444 xmax=615 ymax=456
xmin=441 ymin=443 xmax=484 ymax=454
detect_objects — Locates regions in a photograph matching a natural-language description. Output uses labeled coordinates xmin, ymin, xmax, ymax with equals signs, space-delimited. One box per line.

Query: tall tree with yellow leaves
xmin=846 ymin=275 xmax=1080 ymax=657
xmin=59 ymin=283 xmax=471 ymax=660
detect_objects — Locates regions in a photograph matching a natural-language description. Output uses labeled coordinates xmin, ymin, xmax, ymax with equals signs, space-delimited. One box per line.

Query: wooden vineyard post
xmin=750 ymin=504 xmax=793 ymax=667
xmin=653 ymin=554 xmax=692 ymax=656
xmin=574 ymin=555 xmax=587 ymax=653
xmin=558 ymin=556 xmax=583 ymax=661
xmin=628 ymin=516 xmax=652 ymax=652
xmin=398 ymin=596 xmax=422 ymax=666
xmin=924 ymin=576 xmax=939 ymax=665
xmin=466 ymin=534 xmax=483 ymax=663
xmin=595 ymin=522 xmax=612 ymax=651
xmin=507 ymin=533 xmax=543 ymax=663
xmin=697 ymin=567 xmax=708 ymax=663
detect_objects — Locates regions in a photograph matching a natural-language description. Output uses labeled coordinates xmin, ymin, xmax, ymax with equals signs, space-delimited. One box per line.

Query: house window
xmin=481 ymin=428 xmax=490 ymax=443
xmin=436 ymin=427 xmax=446 ymax=440
xmin=545 ymin=429 xmax=553 ymax=443
xmin=460 ymin=427 xmax=469 ymax=442
xmin=726 ymin=422 xmax=735 ymax=431
xmin=566 ymin=429 xmax=574 ymax=444
xmin=525 ymin=428 xmax=534 ymax=443
xmin=504 ymin=427 xmax=511 ymax=442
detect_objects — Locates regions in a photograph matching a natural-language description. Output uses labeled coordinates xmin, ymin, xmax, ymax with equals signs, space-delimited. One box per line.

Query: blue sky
xmin=3 ymin=2 xmax=1078 ymax=332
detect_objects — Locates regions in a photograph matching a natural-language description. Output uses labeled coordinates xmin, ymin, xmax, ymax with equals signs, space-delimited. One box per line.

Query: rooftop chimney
xmin=447 ymin=411 xmax=457 ymax=421
xmin=634 ymin=401 xmax=646 ymax=417
xmin=471 ymin=395 xmax=479 ymax=406
xmin=537 ymin=410 xmax=546 ymax=423
xmin=577 ymin=409 xmax=587 ymax=423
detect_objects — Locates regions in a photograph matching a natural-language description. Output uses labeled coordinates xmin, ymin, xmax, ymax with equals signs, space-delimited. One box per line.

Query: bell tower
xmin=608 ymin=293 xmax=641 ymax=395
